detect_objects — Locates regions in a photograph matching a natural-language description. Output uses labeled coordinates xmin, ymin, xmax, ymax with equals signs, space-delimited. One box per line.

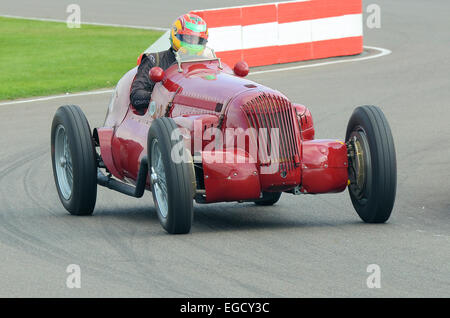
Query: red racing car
xmin=51 ymin=48 xmax=397 ymax=234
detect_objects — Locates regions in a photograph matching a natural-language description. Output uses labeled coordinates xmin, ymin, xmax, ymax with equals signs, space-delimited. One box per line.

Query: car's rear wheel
xmin=254 ymin=192 xmax=282 ymax=206
xmin=51 ymin=105 xmax=97 ymax=215
xmin=148 ymin=118 xmax=194 ymax=234
xmin=346 ymin=105 xmax=396 ymax=223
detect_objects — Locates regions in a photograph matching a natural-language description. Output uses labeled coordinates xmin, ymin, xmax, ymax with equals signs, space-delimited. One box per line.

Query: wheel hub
xmin=347 ymin=128 xmax=371 ymax=200
xmin=150 ymin=168 xmax=158 ymax=185
xmin=54 ymin=125 xmax=73 ymax=200
xmin=60 ymin=157 xmax=67 ymax=168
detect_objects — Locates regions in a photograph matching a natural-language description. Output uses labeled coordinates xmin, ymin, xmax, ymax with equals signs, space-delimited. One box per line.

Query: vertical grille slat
xmin=280 ymin=97 xmax=296 ymax=171
xmin=284 ymin=98 xmax=300 ymax=160
xmin=282 ymin=98 xmax=294 ymax=171
xmin=280 ymin=101 xmax=291 ymax=171
xmin=247 ymin=101 xmax=266 ymax=164
xmin=253 ymin=98 xmax=268 ymax=164
xmin=242 ymin=94 xmax=300 ymax=172
xmin=278 ymin=96 xmax=292 ymax=171
xmin=273 ymin=96 xmax=288 ymax=171
xmin=255 ymin=96 xmax=268 ymax=164
xmin=264 ymin=95 xmax=277 ymax=164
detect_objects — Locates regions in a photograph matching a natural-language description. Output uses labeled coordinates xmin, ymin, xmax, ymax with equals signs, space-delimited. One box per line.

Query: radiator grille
xmin=242 ymin=94 xmax=300 ymax=172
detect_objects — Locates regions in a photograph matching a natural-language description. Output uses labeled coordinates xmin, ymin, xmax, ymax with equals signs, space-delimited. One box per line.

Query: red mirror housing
xmin=149 ymin=67 xmax=164 ymax=83
xmin=136 ymin=54 xmax=144 ymax=65
xmin=233 ymin=61 xmax=249 ymax=77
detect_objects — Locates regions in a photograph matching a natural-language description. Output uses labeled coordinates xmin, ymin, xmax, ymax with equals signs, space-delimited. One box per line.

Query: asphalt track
xmin=0 ymin=0 xmax=449 ymax=297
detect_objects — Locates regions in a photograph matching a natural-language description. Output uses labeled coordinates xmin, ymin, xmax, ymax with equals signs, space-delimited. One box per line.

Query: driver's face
xmin=178 ymin=45 xmax=205 ymax=56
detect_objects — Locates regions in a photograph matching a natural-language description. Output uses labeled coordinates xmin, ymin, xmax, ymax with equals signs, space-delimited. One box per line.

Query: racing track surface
xmin=0 ymin=0 xmax=449 ymax=297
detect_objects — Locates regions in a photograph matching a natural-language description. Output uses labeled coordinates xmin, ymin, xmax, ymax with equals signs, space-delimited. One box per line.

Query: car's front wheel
xmin=51 ymin=105 xmax=97 ymax=215
xmin=147 ymin=118 xmax=194 ymax=234
xmin=346 ymin=105 xmax=397 ymax=223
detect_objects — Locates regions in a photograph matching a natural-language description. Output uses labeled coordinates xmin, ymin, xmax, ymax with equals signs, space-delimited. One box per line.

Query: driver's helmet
xmin=170 ymin=13 xmax=208 ymax=55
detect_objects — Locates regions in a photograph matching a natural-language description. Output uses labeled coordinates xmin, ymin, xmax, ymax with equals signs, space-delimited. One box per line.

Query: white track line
xmin=249 ymin=46 xmax=392 ymax=76
xmin=0 ymin=14 xmax=169 ymax=31
xmin=0 ymin=89 xmax=114 ymax=106
xmin=0 ymin=46 xmax=391 ymax=107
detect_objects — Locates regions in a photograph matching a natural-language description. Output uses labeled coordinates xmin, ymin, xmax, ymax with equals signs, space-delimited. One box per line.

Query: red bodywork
xmin=98 ymin=58 xmax=348 ymax=202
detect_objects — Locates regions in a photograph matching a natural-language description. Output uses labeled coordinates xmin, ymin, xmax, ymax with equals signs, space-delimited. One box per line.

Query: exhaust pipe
xmin=97 ymin=156 xmax=149 ymax=198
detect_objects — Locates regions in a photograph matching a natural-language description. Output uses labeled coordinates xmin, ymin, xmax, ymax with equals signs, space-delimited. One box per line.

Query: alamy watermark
xmin=66 ymin=4 xmax=81 ymax=28
xmin=366 ymin=4 xmax=381 ymax=29
xmin=170 ymin=123 xmax=284 ymax=175
xmin=66 ymin=264 xmax=81 ymax=288
xmin=366 ymin=264 xmax=381 ymax=288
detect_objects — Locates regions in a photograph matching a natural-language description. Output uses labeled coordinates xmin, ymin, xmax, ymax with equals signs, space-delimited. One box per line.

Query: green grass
xmin=0 ymin=17 xmax=163 ymax=100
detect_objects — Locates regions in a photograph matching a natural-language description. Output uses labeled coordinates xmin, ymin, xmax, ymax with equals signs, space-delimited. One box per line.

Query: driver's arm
xmin=130 ymin=54 xmax=156 ymax=113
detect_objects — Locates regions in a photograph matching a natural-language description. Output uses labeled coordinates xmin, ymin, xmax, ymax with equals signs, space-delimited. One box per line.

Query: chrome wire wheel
xmin=54 ymin=124 xmax=73 ymax=200
xmin=147 ymin=117 xmax=194 ymax=234
xmin=150 ymin=139 xmax=169 ymax=218
xmin=347 ymin=126 xmax=372 ymax=203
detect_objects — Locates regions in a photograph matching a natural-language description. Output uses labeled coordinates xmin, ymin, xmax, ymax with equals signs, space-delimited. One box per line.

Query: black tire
xmin=346 ymin=105 xmax=396 ymax=223
xmin=51 ymin=105 xmax=97 ymax=215
xmin=148 ymin=118 xmax=194 ymax=234
xmin=254 ymin=192 xmax=282 ymax=206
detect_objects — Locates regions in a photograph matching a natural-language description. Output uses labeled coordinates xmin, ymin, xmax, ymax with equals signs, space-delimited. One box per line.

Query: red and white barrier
xmin=191 ymin=0 xmax=363 ymax=67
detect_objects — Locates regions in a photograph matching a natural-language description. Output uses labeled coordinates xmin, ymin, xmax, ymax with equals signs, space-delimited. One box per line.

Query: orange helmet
xmin=170 ymin=13 xmax=208 ymax=55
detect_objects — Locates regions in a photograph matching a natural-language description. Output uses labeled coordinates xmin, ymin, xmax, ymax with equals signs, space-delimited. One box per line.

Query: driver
xmin=130 ymin=13 xmax=209 ymax=113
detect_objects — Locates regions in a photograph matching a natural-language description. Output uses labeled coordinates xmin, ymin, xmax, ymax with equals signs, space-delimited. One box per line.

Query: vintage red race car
xmin=51 ymin=47 xmax=397 ymax=234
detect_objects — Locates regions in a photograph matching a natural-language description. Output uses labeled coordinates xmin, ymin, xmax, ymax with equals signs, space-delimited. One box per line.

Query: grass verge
xmin=0 ymin=17 xmax=163 ymax=100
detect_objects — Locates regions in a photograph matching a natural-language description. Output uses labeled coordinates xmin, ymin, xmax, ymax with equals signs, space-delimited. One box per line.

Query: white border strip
xmin=0 ymin=46 xmax=391 ymax=107
xmin=0 ymin=14 xmax=169 ymax=31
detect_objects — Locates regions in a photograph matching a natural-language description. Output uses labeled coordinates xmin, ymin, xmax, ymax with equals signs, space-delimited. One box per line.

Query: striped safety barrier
xmin=191 ymin=0 xmax=363 ymax=67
